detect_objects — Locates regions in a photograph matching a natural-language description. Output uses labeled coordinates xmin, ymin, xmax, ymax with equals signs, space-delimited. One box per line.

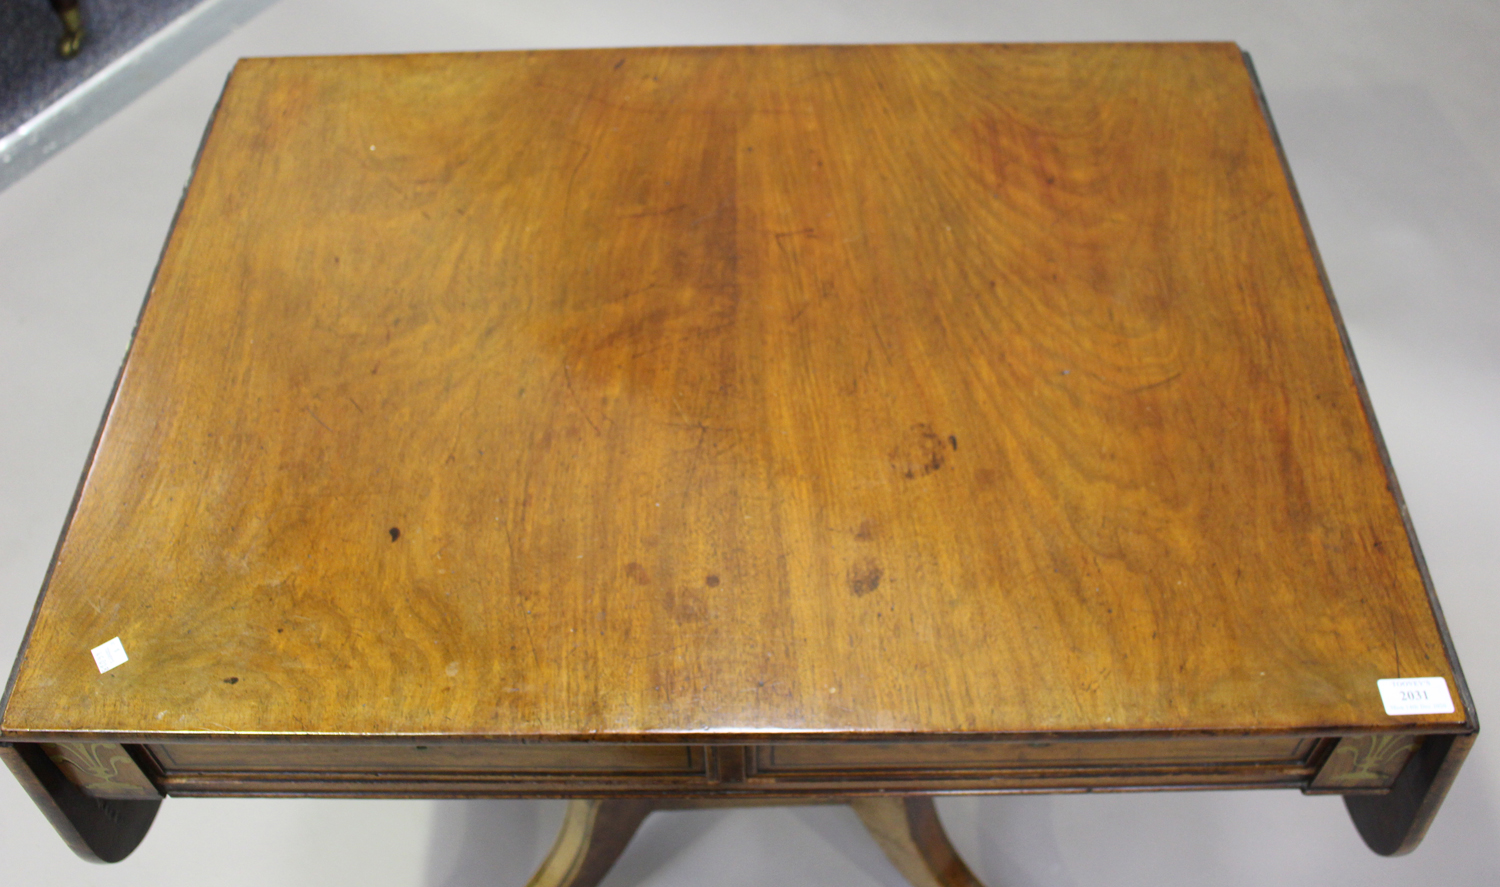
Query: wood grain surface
xmin=0 ymin=43 xmax=1472 ymax=744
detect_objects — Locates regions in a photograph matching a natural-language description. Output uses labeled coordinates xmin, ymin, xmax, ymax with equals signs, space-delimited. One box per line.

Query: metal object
xmin=51 ymin=0 xmax=86 ymax=59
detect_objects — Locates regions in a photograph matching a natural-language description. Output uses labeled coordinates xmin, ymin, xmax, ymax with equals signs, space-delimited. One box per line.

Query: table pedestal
xmin=529 ymin=797 xmax=983 ymax=887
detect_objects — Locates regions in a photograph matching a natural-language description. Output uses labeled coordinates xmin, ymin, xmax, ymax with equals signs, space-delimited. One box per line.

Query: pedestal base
xmin=526 ymin=797 xmax=986 ymax=887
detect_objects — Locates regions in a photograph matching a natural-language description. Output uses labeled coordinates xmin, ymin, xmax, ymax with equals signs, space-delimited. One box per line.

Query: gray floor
xmin=0 ymin=0 xmax=279 ymax=191
xmin=2 ymin=2 xmax=1497 ymax=885
xmin=0 ymin=0 xmax=209 ymax=139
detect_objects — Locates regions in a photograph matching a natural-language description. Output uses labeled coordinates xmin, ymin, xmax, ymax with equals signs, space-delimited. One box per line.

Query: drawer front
xmin=151 ymin=742 xmax=704 ymax=775
xmin=754 ymin=736 xmax=1320 ymax=774
xmin=148 ymin=742 xmax=711 ymax=795
xmin=727 ymin=736 xmax=1328 ymax=792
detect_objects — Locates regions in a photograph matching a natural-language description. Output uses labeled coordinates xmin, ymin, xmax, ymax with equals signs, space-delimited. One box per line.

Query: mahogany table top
xmin=1 ymin=43 xmax=1473 ymax=746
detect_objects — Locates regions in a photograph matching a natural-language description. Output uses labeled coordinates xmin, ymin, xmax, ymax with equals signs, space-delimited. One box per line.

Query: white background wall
xmin=2 ymin=2 xmax=1497 ymax=884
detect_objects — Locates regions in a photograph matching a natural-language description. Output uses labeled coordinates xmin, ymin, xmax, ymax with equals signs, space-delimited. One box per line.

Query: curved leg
xmin=526 ymin=799 xmax=656 ymax=887
xmin=851 ymin=796 xmax=987 ymax=887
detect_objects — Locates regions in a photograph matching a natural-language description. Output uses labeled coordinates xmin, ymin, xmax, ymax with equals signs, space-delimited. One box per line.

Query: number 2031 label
xmin=1377 ymin=677 xmax=1454 ymax=716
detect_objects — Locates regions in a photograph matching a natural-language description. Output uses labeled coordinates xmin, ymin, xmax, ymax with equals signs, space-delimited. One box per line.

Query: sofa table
xmin=0 ymin=43 xmax=1476 ymax=884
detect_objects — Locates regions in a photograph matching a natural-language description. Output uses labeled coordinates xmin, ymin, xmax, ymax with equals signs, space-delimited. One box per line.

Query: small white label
xmin=91 ymin=637 xmax=129 ymax=674
xmin=1378 ymin=677 xmax=1454 ymax=716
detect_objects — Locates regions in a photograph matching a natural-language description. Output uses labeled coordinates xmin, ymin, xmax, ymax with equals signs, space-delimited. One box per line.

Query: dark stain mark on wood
xmin=625 ymin=562 xmax=651 ymax=585
xmin=662 ymin=586 xmax=708 ymax=621
xmin=223 ymin=677 xmax=239 ymax=684
xmin=848 ymin=558 xmax=883 ymax=597
xmin=854 ymin=519 xmax=875 ymax=541
xmin=705 ymin=574 xmax=720 ymax=587
xmin=389 ymin=527 xmax=400 ymax=542
xmin=889 ymin=423 xmax=947 ymax=478
xmin=949 ymin=435 xmax=958 ymax=450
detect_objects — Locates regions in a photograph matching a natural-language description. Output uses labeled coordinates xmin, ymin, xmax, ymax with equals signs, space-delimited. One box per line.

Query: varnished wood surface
xmin=1 ymin=43 xmax=1473 ymax=746
xmin=755 ymin=736 xmax=1319 ymax=769
xmin=150 ymin=740 xmax=706 ymax=773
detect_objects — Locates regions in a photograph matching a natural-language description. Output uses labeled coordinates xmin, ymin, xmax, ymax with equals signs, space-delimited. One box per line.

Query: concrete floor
xmin=2 ymin=2 xmax=1497 ymax=885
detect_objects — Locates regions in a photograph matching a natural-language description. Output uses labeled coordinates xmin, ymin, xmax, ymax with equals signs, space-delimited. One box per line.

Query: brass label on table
xmin=1310 ymin=735 xmax=1419 ymax=790
xmin=41 ymin=742 xmax=160 ymax=799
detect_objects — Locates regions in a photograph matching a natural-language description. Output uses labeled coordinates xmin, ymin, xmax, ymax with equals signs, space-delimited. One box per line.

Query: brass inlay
xmin=42 ymin=742 xmax=159 ymax=799
xmin=1312 ymin=735 xmax=1419 ymax=789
